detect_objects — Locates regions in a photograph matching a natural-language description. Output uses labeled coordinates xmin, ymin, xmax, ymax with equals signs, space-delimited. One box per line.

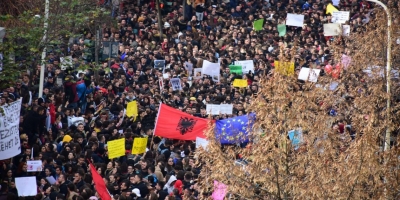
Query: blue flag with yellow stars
xmin=215 ymin=113 xmax=256 ymax=144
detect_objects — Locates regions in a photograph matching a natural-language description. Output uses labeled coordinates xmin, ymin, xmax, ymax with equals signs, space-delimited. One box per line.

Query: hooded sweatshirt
xmin=164 ymin=175 xmax=177 ymax=194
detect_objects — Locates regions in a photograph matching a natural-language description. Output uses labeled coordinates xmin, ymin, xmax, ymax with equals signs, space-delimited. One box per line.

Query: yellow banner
xmin=233 ymin=79 xmax=248 ymax=88
xmin=107 ymin=138 xmax=125 ymax=159
xmin=132 ymin=137 xmax=148 ymax=155
xmin=274 ymin=61 xmax=295 ymax=76
xmin=126 ymin=101 xmax=138 ymax=118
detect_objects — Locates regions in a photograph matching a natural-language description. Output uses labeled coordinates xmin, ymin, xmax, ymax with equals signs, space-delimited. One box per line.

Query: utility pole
xmin=39 ymin=0 xmax=50 ymax=98
xmin=156 ymin=0 xmax=163 ymax=38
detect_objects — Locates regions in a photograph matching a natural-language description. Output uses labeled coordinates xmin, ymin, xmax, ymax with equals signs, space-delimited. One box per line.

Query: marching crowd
xmin=0 ymin=0 xmax=390 ymax=199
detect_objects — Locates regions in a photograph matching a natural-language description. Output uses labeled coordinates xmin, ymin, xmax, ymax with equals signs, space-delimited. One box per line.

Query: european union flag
xmin=215 ymin=113 xmax=256 ymax=144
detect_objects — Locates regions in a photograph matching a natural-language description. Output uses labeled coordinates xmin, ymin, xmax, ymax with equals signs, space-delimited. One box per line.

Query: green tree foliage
xmin=0 ymin=0 xmax=112 ymax=89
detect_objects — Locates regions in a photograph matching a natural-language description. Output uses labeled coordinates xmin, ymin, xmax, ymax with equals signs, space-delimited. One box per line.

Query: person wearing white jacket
xmin=163 ymin=175 xmax=177 ymax=194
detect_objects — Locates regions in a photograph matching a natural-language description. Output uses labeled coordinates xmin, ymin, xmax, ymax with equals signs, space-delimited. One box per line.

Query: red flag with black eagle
xmin=154 ymin=104 xmax=209 ymax=140
xmin=89 ymin=161 xmax=111 ymax=200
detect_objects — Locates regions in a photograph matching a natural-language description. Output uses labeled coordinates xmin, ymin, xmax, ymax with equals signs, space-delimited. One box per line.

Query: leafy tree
xmin=196 ymin=8 xmax=400 ymax=200
xmin=0 ymin=0 xmax=113 ymax=89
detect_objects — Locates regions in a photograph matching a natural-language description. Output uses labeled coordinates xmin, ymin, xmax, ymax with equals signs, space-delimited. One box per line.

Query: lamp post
xmin=38 ymin=0 xmax=50 ymax=98
xmin=364 ymin=0 xmax=392 ymax=150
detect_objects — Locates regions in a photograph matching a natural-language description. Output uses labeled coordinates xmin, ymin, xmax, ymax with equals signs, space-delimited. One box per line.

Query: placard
xmin=16 ymin=177 xmax=37 ymax=197
xmin=107 ymin=138 xmax=126 ymax=159
xmin=196 ymin=137 xmax=209 ymax=150
xmin=70 ymin=117 xmax=85 ymax=127
xmin=194 ymin=68 xmax=203 ymax=80
xmin=184 ymin=61 xmax=193 ymax=76
xmin=60 ymin=56 xmax=72 ymax=70
xmin=234 ymin=60 xmax=254 ymax=74
xmin=286 ymin=14 xmax=304 ymax=27
xmin=0 ymin=98 xmax=22 ymax=160
xmin=342 ymin=25 xmax=350 ymax=36
xmin=206 ymin=104 xmax=233 ymax=115
xmin=202 ymin=60 xmax=220 ymax=82
xmin=27 ymin=160 xmax=43 ymax=172
xmin=170 ymin=78 xmax=182 ymax=91
xmin=131 ymin=137 xmax=148 ymax=155
xmin=154 ymin=60 xmax=165 ymax=70
xmin=298 ymin=68 xmax=321 ymax=83
xmin=323 ymin=23 xmax=341 ymax=36
xmin=331 ymin=11 xmax=350 ymax=24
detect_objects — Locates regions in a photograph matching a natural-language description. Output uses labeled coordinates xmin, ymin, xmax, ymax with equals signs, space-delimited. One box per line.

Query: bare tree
xmin=196 ymin=8 xmax=400 ymax=200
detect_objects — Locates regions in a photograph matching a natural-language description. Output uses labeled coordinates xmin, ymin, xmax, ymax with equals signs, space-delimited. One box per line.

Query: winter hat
xmin=62 ymin=135 xmax=72 ymax=143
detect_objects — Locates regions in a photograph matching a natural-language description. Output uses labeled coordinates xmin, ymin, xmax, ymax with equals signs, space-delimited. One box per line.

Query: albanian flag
xmin=154 ymin=104 xmax=209 ymax=140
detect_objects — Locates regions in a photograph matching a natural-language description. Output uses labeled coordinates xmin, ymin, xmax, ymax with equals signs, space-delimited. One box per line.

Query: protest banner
xmin=16 ymin=177 xmax=37 ymax=197
xmin=107 ymin=138 xmax=125 ymax=159
xmin=126 ymin=101 xmax=138 ymax=118
xmin=229 ymin=65 xmax=242 ymax=75
xmin=206 ymin=104 xmax=233 ymax=115
xmin=234 ymin=60 xmax=254 ymax=74
xmin=0 ymin=98 xmax=22 ymax=160
xmin=132 ymin=137 xmax=148 ymax=154
xmin=233 ymin=79 xmax=248 ymax=88
xmin=170 ymin=78 xmax=182 ymax=91
xmin=286 ymin=14 xmax=304 ymax=27
xmin=27 ymin=160 xmax=43 ymax=172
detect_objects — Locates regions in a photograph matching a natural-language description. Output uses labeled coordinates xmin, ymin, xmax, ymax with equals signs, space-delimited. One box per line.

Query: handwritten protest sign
xmin=132 ymin=137 xmax=148 ymax=154
xmin=16 ymin=177 xmax=37 ymax=197
xmin=27 ymin=160 xmax=43 ymax=172
xmin=0 ymin=98 xmax=22 ymax=160
xmin=107 ymin=138 xmax=126 ymax=159
xmin=332 ymin=11 xmax=350 ymax=24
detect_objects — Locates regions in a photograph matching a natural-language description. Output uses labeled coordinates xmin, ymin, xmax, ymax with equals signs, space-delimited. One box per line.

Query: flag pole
xmin=150 ymin=103 xmax=163 ymax=151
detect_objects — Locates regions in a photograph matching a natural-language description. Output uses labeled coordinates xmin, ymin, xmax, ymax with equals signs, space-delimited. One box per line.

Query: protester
xmin=0 ymin=0 xmax=384 ymax=199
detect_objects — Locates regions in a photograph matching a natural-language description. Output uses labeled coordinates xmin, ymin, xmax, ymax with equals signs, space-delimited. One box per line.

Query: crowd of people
xmin=0 ymin=0 xmax=389 ymax=199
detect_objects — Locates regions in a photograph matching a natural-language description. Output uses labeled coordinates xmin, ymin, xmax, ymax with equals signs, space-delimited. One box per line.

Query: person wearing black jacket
xmin=129 ymin=174 xmax=149 ymax=198
xmin=156 ymin=181 xmax=168 ymax=200
xmin=58 ymin=174 xmax=69 ymax=197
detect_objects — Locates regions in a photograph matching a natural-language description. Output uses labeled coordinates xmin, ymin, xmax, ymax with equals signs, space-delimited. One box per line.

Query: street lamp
xmin=364 ymin=0 xmax=392 ymax=151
